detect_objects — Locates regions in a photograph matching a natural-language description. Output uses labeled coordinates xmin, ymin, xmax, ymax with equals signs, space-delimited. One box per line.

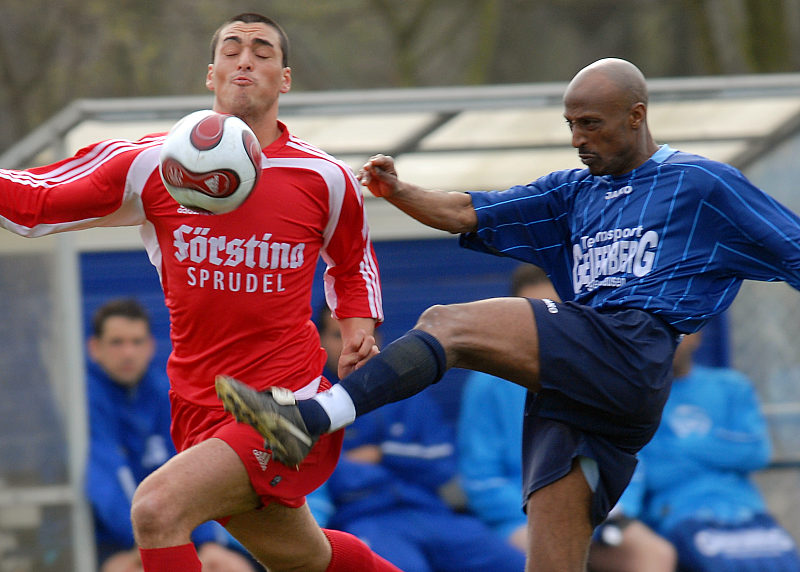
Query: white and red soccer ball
xmin=159 ymin=110 xmax=262 ymax=214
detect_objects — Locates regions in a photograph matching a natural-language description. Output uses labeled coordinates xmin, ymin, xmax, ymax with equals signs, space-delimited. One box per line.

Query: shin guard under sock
xmin=139 ymin=543 xmax=201 ymax=572
xmin=343 ymin=329 xmax=447 ymax=415
xmin=299 ymin=329 xmax=447 ymax=435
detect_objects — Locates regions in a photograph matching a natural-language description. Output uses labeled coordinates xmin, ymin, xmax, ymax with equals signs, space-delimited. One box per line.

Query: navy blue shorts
xmin=522 ymin=300 xmax=680 ymax=526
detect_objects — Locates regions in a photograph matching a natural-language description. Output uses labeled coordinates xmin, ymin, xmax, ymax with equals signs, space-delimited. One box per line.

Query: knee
xmin=622 ymin=521 xmax=678 ymax=572
xmin=416 ymin=302 xmax=494 ymax=368
xmin=130 ymin=475 xmax=186 ymax=542
xmin=415 ymin=303 xmax=463 ymax=341
xmin=648 ymin=534 xmax=678 ymax=571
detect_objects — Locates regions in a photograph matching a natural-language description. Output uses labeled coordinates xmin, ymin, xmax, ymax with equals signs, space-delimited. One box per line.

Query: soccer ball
xmin=159 ymin=110 xmax=262 ymax=214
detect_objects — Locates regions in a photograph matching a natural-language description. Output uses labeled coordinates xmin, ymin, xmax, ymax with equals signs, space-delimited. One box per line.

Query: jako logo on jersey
xmin=253 ymin=449 xmax=271 ymax=471
xmin=605 ymin=185 xmax=633 ymax=200
xmin=572 ymin=226 xmax=659 ymax=293
xmin=173 ymin=225 xmax=305 ymax=269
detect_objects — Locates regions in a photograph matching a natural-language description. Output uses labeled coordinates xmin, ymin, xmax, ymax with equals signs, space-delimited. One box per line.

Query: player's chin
xmin=220 ymin=95 xmax=259 ymax=117
xmin=584 ymin=160 xmax=608 ymax=176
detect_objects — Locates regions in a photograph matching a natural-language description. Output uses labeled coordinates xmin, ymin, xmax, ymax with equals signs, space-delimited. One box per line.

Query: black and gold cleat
xmin=215 ymin=375 xmax=317 ymax=467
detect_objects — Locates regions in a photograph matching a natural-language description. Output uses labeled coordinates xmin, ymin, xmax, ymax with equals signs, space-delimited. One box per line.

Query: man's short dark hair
xmin=510 ymin=264 xmax=550 ymax=297
xmin=92 ymin=298 xmax=151 ymax=338
xmin=210 ymin=13 xmax=290 ymax=68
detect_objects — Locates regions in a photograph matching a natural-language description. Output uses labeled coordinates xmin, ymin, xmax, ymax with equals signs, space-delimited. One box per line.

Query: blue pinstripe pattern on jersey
xmin=463 ymin=146 xmax=800 ymax=333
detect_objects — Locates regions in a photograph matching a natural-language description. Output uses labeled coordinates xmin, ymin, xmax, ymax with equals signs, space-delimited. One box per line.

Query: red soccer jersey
xmin=0 ymin=122 xmax=383 ymax=406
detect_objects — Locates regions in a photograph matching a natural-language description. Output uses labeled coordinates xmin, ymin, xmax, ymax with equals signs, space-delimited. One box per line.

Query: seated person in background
xmin=458 ymin=264 xmax=676 ymax=572
xmin=84 ymin=298 xmax=256 ymax=572
xmin=625 ymin=331 xmax=800 ymax=571
xmin=317 ymin=306 xmax=526 ymax=572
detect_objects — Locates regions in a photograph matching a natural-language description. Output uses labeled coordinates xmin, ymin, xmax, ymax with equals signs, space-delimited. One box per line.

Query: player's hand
xmin=338 ymin=329 xmax=379 ymax=379
xmin=358 ymin=154 xmax=398 ymax=198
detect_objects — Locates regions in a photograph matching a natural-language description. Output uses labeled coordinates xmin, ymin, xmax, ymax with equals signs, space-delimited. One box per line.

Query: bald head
xmin=562 ymin=58 xmax=658 ymax=176
xmin=566 ymin=58 xmax=649 ymax=110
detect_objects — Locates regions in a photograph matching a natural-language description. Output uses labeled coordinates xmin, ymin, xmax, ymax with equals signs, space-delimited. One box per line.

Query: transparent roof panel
xmin=394 ymin=149 xmax=582 ymax=191
xmin=282 ymin=112 xmax=437 ymax=154
xmin=417 ymin=97 xmax=800 ymax=153
xmin=66 ymin=114 xmax=440 ymax=158
xmin=55 ymin=91 xmax=799 ymax=198
xmin=419 ymin=107 xmax=567 ymax=150
xmin=648 ymin=97 xmax=800 ymax=139
xmin=67 ymin=120 xmax=175 ymax=152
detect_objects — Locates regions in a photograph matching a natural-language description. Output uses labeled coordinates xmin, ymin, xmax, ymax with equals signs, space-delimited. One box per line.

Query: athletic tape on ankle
xmin=315 ymin=384 xmax=356 ymax=432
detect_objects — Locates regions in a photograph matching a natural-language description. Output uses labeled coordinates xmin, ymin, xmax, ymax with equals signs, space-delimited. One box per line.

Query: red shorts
xmin=169 ymin=378 xmax=343 ymax=512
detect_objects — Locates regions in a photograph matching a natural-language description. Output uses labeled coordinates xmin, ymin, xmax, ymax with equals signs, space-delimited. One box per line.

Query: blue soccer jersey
xmin=462 ymin=145 xmax=800 ymax=332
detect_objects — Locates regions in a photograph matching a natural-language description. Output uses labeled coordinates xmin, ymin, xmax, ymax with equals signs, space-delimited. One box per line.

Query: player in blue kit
xmin=216 ymin=58 xmax=800 ymax=571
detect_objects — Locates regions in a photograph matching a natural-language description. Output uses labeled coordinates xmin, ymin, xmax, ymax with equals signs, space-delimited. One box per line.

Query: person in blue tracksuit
xmin=325 ymin=393 xmax=526 ymax=572
xmin=624 ymin=332 xmax=800 ymax=571
xmin=84 ymin=298 xmax=254 ymax=572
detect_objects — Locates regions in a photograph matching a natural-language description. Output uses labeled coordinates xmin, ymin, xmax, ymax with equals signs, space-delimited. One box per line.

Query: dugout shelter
xmin=2 ymin=73 xmax=800 ymax=570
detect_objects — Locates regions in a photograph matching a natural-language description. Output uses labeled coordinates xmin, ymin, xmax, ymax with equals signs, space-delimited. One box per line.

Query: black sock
xmin=342 ymin=329 xmax=447 ymax=416
xmin=296 ymin=398 xmax=330 ymax=436
xmin=297 ymin=329 xmax=447 ymax=434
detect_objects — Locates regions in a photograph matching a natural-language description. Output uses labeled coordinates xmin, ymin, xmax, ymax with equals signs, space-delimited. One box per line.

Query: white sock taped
xmin=314 ymin=384 xmax=357 ymax=432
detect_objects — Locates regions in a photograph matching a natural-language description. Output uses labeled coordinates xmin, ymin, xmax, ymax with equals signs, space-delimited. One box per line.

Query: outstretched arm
xmin=358 ymin=154 xmax=478 ymax=234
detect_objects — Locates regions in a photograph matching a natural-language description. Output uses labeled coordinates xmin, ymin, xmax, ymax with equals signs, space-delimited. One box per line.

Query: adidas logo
xmin=253 ymin=449 xmax=271 ymax=471
xmin=177 ymin=205 xmax=203 ymax=215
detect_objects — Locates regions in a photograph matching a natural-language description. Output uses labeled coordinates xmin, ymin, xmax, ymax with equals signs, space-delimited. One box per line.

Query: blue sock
xmin=297 ymin=329 xmax=447 ymax=435
xmin=343 ymin=329 xmax=447 ymax=415
xmin=296 ymin=399 xmax=331 ymax=437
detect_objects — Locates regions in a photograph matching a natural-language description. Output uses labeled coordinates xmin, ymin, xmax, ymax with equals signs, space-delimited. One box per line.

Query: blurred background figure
xmin=624 ymin=331 xmax=800 ymax=571
xmin=457 ymin=264 xmax=677 ymax=572
xmin=315 ymin=305 xmax=526 ymax=571
xmin=84 ymin=298 xmax=257 ymax=572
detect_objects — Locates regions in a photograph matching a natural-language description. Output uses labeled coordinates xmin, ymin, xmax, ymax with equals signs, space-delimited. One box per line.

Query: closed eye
xmin=565 ymin=118 xmax=601 ymax=131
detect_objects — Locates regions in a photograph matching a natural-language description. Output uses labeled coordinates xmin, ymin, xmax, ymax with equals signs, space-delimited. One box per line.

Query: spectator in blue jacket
xmin=626 ymin=331 xmax=800 ymax=571
xmin=316 ymin=305 xmax=526 ymax=572
xmin=458 ymin=264 xmax=676 ymax=572
xmin=85 ymin=298 xmax=256 ymax=572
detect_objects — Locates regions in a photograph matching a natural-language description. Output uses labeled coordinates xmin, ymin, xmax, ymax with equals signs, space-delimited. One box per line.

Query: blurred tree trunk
xmin=366 ymin=0 xmax=502 ymax=86
xmin=684 ymin=0 xmax=799 ymax=74
xmin=743 ymin=0 xmax=794 ymax=72
xmin=701 ymin=0 xmax=750 ymax=74
xmin=465 ymin=0 xmax=501 ymax=84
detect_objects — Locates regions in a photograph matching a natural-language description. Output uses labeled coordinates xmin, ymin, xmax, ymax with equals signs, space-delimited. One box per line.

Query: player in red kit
xmin=0 ymin=13 xmax=400 ymax=572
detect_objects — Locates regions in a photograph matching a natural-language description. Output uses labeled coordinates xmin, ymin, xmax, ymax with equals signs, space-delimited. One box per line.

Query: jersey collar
xmin=650 ymin=144 xmax=675 ymax=164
